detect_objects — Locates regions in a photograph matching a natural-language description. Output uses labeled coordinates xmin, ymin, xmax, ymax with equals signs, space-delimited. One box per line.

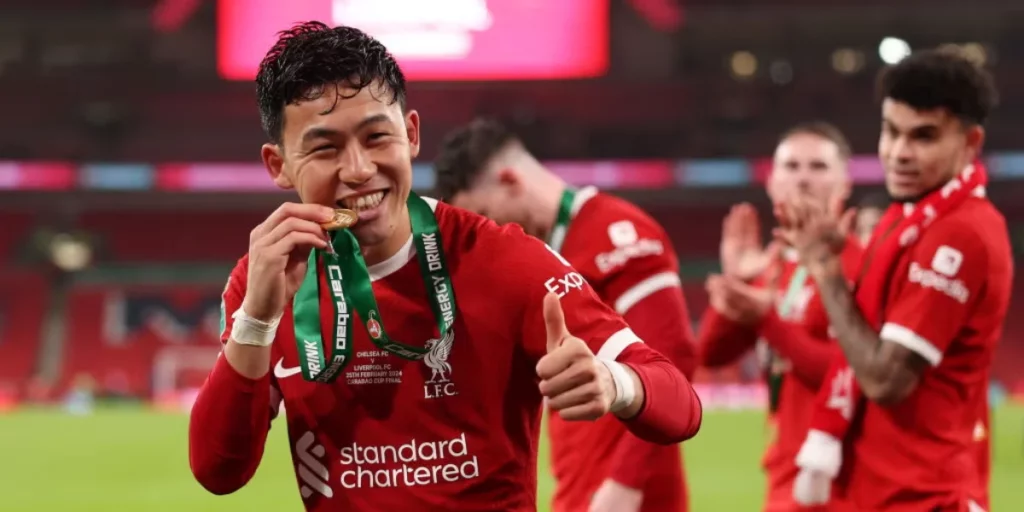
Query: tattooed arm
xmin=807 ymin=256 xmax=928 ymax=406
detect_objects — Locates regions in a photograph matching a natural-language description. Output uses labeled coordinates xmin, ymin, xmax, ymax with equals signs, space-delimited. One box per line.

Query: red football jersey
xmin=214 ymin=200 xmax=648 ymax=511
xmin=759 ymin=247 xmax=861 ymax=512
xmin=548 ymin=187 xmax=695 ymax=512
xmin=837 ymin=196 xmax=1013 ymax=511
xmin=698 ymin=241 xmax=861 ymax=512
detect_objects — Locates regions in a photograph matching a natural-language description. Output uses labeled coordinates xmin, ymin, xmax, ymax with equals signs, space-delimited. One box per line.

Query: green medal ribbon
xmin=548 ymin=188 xmax=577 ymax=252
xmin=766 ymin=265 xmax=809 ymax=412
xmin=292 ymin=193 xmax=457 ymax=383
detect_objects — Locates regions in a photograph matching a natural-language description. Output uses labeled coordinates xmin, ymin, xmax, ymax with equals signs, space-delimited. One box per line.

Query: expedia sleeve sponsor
xmin=544 ymin=271 xmax=587 ymax=298
xmin=595 ymin=239 xmax=665 ymax=274
xmin=907 ymin=262 xmax=970 ymax=304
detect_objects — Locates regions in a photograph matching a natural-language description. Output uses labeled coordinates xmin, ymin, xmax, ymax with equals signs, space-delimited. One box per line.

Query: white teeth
xmin=342 ymin=191 xmax=384 ymax=211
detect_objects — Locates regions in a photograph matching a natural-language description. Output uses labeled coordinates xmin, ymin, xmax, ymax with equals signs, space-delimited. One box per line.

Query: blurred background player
xmin=854 ymin=185 xmax=989 ymax=510
xmin=697 ymin=122 xmax=862 ymax=512
xmin=788 ymin=49 xmax=1010 ymax=511
xmin=853 ymin=193 xmax=889 ymax=246
xmin=435 ymin=118 xmax=698 ymax=512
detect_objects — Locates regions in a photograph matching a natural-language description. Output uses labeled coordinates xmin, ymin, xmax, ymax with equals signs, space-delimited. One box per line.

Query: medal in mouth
xmin=320 ymin=209 xmax=359 ymax=231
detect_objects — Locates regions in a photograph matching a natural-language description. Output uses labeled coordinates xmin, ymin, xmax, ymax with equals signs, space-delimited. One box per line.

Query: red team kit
xmin=795 ymin=164 xmax=1010 ymax=512
xmin=699 ymin=237 xmax=863 ymax=512
xmin=187 ymin=21 xmax=1011 ymax=512
xmin=190 ymin=199 xmax=701 ymax=511
xmin=545 ymin=187 xmax=697 ymax=512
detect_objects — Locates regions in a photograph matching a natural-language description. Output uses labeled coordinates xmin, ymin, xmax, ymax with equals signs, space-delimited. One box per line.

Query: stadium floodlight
xmin=832 ymin=48 xmax=865 ymax=75
xmin=49 ymin=233 xmax=93 ymax=272
xmin=879 ymin=37 xmax=911 ymax=65
xmin=730 ymin=51 xmax=758 ymax=79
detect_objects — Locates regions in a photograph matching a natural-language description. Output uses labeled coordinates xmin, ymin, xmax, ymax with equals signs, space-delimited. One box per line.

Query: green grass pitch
xmin=1 ymin=405 xmax=1021 ymax=511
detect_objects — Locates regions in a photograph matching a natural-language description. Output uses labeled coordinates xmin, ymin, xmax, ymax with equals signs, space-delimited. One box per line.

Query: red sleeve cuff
xmin=210 ymin=353 xmax=272 ymax=393
xmin=619 ymin=351 xmax=702 ymax=445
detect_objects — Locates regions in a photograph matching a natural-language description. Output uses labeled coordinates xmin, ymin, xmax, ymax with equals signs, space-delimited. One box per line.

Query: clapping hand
xmin=721 ymin=203 xmax=781 ymax=281
xmin=773 ymin=191 xmax=855 ymax=269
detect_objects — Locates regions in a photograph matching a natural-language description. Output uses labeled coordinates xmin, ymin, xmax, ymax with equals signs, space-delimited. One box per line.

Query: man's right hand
xmin=241 ymin=202 xmax=334 ymax=322
xmin=706 ymin=273 xmax=776 ymax=325
xmin=720 ymin=202 xmax=779 ymax=281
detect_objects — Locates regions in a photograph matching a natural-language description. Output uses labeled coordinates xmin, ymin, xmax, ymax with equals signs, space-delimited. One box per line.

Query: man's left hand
xmin=589 ymin=479 xmax=643 ymax=512
xmin=774 ymin=191 xmax=855 ymax=269
xmin=537 ymin=293 xmax=616 ymax=421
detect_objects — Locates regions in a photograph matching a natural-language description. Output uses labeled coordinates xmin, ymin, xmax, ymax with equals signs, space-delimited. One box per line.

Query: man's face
xmin=449 ymin=171 xmax=538 ymax=236
xmin=767 ymin=132 xmax=850 ymax=208
xmin=855 ymin=206 xmax=883 ymax=246
xmin=878 ymin=98 xmax=982 ymax=201
xmin=261 ymin=83 xmax=420 ymax=248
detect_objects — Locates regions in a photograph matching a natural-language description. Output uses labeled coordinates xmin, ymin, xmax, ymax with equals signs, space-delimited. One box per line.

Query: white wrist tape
xmin=600 ymin=360 xmax=636 ymax=413
xmin=230 ymin=308 xmax=282 ymax=347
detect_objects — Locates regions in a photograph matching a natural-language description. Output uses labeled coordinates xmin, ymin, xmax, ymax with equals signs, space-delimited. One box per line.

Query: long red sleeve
xmin=758 ymin=310 xmax=840 ymax=389
xmin=606 ymin=286 xmax=695 ymax=487
xmin=188 ymin=354 xmax=272 ymax=495
xmin=696 ymin=307 xmax=760 ymax=367
xmin=617 ymin=343 xmax=702 ymax=445
xmin=623 ymin=285 xmax=697 ymax=379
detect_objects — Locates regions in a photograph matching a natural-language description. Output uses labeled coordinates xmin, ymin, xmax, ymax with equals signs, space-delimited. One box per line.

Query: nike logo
xmin=274 ymin=358 xmax=303 ymax=379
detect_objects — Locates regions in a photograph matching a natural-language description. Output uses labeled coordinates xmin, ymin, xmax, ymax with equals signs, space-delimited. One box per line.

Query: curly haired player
xmin=786 ymin=49 xmax=1010 ymax=512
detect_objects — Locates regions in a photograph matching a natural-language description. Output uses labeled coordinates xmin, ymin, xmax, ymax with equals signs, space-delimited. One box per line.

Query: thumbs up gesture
xmin=536 ymin=293 xmax=617 ymax=421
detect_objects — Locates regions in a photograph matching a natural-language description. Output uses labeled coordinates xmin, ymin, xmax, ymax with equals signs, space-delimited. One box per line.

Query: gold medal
xmin=320 ymin=209 xmax=358 ymax=231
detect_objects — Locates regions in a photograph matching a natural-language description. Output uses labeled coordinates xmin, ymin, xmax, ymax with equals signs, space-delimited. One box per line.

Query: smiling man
xmin=785 ymin=49 xmax=1012 ymax=511
xmin=187 ymin=22 xmax=701 ymax=512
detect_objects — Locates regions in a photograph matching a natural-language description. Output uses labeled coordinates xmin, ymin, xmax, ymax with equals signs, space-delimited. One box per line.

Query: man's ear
xmin=262 ymin=143 xmax=294 ymax=189
xmin=497 ymin=167 xmax=523 ymax=195
xmin=964 ymin=124 xmax=985 ymax=164
xmin=405 ymin=110 xmax=421 ymax=159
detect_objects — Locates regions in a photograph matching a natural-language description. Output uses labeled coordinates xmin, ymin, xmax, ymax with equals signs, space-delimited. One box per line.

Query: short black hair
xmin=858 ymin=191 xmax=890 ymax=211
xmin=779 ymin=121 xmax=852 ymax=160
xmin=877 ymin=48 xmax=998 ymax=126
xmin=434 ymin=118 xmax=519 ymax=201
xmin=256 ymin=21 xmax=406 ymax=144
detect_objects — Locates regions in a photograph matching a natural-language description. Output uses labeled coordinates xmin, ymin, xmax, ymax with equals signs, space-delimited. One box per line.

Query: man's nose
xmin=337 ymin=145 xmax=375 ymax=185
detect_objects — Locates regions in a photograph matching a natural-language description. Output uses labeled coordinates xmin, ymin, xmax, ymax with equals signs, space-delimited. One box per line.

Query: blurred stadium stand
xmin=2 ymin=0 xmax=1024 ymax=407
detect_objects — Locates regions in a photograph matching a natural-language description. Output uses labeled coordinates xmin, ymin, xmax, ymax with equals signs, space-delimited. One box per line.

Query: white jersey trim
xmin=597 ymin=327 xmax=643 ymax=361
xmin=613 ymin=271 xmax=681 ymax=315
xmin=550 ymin=186 xmax=598 ymax=252
xmin=367 ymin=235 xmax=415 ymax=282
xmin=880 ymin=322 xmax=943 ymax=366
xmin=365 ymin=196 xmax=439 ymax=282
xmin=572 ymin=186 xmax=598 ymax=216
xmin=421 ymin=196 xmax=441 ymax=211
